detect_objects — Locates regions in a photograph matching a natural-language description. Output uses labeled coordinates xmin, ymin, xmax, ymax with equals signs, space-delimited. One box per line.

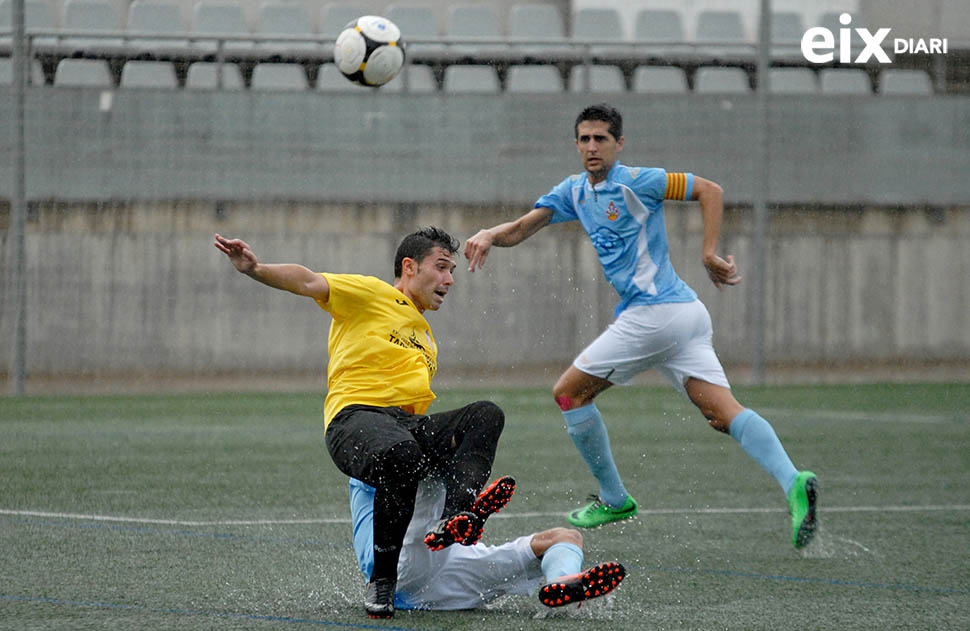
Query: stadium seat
xmin=185 ymin=61 xmax=245 ymax=89
xmin=0 ymin=57 xmax=47 ymax=85
xmin=568 ymin=64 xmax=625 ymax=93
xmin=52 ymin=58 xmax=113 ymax=86
xmin=251 ymin=62 xmax=309 ymax=90
xmin=633 ymin=8 xmax=689 ymax=57
xmin=631 ymin=66 xmax=688 ymax=93
xmin=879 ymin=69 xmax=933 ymax=95
xmin=315 ymin=62 xmax=371 ymax=91
xmin=126 ymin=0 xmax=189 ymax=53
xmin=257 ymin=2 xmax=318 ymax=52
xmin=770 ymin=10 xmax=804 ymax=58
xmin=506 ymin=64 xmax=563 ymax=93
xmin=572 ymin=7 xmax=626 ymax=60
xmin=447 ymin=4 xmax=504 ymax=59
xmin=819 ymin=68 xmax=872 ymax=94
xmin=385 ymin=4 xmax=442 ymax=55
xmin=381 ymin=64 xmax=437 ymax=93
xmin=768 ymin=67 xmax=818 ymax=93
xmin=442 ymin=64 xmax=500 ymax=93
xmin=193 ymin=2 xmax=254 ymax=53
xmin=694 ymin=66 xmax=751 ymax=93
xmin=0 ymin=0 xmax=56 ymax=47
xmin=120 ymin=60 xmax=178 ymax=88
xmin=695 ymin=10 xmax=750 ymax=60
xmin=61 ymin=0 xmax=125 ymax=53
xmin=509 ymin=3 xmax=568 ymax=59
xmin=319 ymin=3 xmax=366 ymax=38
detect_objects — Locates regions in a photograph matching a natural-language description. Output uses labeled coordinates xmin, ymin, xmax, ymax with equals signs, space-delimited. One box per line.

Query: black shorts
xmin=325 ymin=404 xmax=460 ymax=488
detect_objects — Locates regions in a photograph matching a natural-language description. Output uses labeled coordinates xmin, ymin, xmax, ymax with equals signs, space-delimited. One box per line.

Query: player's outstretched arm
xmin=691 ymin=178 xmax=742 ymax=289
xmin=464 ymin=207 xmax=554 ymax=272
xmin=214 ymin=234 xmax=330 ymax=302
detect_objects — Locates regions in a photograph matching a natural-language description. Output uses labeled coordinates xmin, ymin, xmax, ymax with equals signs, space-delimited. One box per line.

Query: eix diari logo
xmin=801 ymin=13 xmax=948 ymax=64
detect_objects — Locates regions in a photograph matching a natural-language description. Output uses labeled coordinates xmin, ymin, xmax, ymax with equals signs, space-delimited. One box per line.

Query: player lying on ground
xmin=351 ymin=474 xmax=626 ymax=612
xmin=464 ymin=103 xmax=818 ymax=549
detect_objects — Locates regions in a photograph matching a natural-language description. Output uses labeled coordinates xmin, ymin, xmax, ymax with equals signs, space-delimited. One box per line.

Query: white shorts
xmin=351 ymin=477 xmax=544 ymax=611
xmin=573 ymin=300 xmax=730 ymax=396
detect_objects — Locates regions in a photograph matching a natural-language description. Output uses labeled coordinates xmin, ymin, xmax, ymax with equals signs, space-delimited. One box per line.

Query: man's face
xmin=401 ymin=246 xmax=456 ymax=312
xmin=575 ymin=120 xmax=624 ymax=184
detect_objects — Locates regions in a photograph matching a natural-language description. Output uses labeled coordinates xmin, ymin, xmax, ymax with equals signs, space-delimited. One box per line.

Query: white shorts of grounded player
xmin=573 ymin=299 xmax=731 ymax=395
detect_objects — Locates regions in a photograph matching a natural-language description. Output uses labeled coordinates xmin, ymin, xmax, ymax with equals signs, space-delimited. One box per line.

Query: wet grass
xmin=1 ymin=384 xmax=968 ymax=630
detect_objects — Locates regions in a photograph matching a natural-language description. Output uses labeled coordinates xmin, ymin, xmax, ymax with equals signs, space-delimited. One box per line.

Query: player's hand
xmin=703 ymin=253 xmax=742 ymax=289
xmin=214 ymin=234 xmax=258 ymax=274
xmin=464 ymin=230 xmax=494 ymax=272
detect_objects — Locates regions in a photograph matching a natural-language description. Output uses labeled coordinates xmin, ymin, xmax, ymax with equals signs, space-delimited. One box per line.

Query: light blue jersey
xmin=536 ymin=163 xmax=697 ymax=317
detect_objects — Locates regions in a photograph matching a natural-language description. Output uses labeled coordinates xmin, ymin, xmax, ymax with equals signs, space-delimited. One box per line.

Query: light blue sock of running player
xmin=563 ymin=404 xmax=629 ymax=508
xmin=729 ymin=409 xmax=799 ymax=495
xmin=541 ymin=542 xmax=584 ymax=582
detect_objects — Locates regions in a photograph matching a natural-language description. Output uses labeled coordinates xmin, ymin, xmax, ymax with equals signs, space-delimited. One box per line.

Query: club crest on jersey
xmin=628 ymin=167 xmax=640 ymax=178
xmin=606 ymin=201 xmax=620 ymax=221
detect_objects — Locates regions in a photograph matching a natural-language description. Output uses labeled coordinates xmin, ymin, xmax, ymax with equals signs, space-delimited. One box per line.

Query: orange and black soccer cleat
xmin=538 ymin=562 xmax=626 ymax=608
xmin=424 ymin=475 xmax=516 ymax=550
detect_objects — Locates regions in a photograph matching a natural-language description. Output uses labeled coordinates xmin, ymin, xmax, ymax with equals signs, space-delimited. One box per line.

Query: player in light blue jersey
xmin=465 ymin=103 xmax=818 ymax=549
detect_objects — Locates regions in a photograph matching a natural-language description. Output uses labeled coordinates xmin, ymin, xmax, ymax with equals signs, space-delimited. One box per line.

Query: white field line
xmin=3 ymin=504 xmax=970 ymax=527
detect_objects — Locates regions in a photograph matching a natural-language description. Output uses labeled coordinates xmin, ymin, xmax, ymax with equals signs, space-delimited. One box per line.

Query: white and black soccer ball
xmin=333 ymin=15 xmax=406 ymax=87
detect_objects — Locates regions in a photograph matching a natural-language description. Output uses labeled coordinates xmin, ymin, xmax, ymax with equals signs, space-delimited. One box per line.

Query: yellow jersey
xmin=316 ymin=273 xmax=437 ymax=428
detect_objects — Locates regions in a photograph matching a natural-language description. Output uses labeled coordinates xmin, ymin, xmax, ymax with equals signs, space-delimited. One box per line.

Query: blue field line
xmin=639 ymin=564 xmax=970 ymax=595
xmin=1 ymin=594 xmax=439 ymax=630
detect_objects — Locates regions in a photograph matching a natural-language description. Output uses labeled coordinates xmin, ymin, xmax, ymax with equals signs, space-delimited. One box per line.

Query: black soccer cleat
xmin=538 ymin=562 xmax=626 ymax=608
xmin=364 ymin=577 xmax=396 ymax=619
xmin=424 ymin=475 xmax=516 ymax=551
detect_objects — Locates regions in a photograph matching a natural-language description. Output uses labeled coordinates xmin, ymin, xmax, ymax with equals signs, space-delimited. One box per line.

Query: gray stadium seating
xmin=631 ymin=66 xmax=688 ymax=93
xmin=447 ymin=4 xmax=504 ymax=58
xmin=572 ymin=7 xmax=625 ymax=59
xmin=126 ymin=0 xmax=189 ymax=52
xmin=506 ymin=64 xmax=563 ymax=93
xmin=315 ymin=62 xmax=372 ymax=91
xmin=385 ymin=4 xmax=442 ymax=54
xmin=879 ymin=69 xmax=933 ymax=95
xmin=193 ymin=2 xmax=254 ymax=53
xmin=0 ymin=0 xmax=56 ymax=47
xmin=0 ymin=57 xmax=47 ymax=85
xmin=695 ymin=10 xmax=750 ymax=59
xmin=251 ymin=62 xmax=309 ymax=90
xmin=257 ymin=2 xmax=318 ymax=52
xmin=509 ymin=3 xmax=568 ymax=58
xmin=52 ymin=58 xmax=113 ymax=86
xmin=633 ymin=8 xmax=689 ymax=56
xmin=61 ymin=0 xmax=125 ymax=53
xmin=568 ymin=64 xmax=625 ymax=93
xmin=319 ymin=3 xmax=366 ymax=38
xmin=819 ymin=68 xmax=872 ymax=94
xmin=185 ymin=62 xmax=245 ymax=89
xmin=380 ymin=64 xmax=437 ymax=93
xmin=768 ymin=67 xmax=818 ymax=94
xmin=442 ymin=64 xmax=500 ymax=93
xmin=694 ymin=66 xmax=751 ymax=93
xmin=120 ymin=60 xmax=178 ymax=88
xmin=771 ymin=10 xmax=805 ymax=58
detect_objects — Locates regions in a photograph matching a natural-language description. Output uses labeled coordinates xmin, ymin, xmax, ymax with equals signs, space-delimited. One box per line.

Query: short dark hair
xmin=394 ymin=226 xmax=459 ymax=278
xmin=574 ymin=103 xmax=623 ymax=141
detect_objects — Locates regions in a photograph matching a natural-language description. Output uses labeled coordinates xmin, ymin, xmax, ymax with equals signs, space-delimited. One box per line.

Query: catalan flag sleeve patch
xmin=664 ymin=173 xmax=690 ymax=200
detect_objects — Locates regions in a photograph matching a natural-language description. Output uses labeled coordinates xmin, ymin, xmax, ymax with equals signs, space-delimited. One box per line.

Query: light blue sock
xmin=563 ymin=404 xmax=629 ymax=508
xmin=729 ymin=409 xmax=799 ymax=495
xmin=540 ymin=542 xmax=584 ymax=582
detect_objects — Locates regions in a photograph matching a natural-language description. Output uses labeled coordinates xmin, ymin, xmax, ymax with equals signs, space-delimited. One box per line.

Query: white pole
xmin=9 ymin=0 xmax=28 ymax=395
xmin=751 ymin=0 xmax=772 ymax=384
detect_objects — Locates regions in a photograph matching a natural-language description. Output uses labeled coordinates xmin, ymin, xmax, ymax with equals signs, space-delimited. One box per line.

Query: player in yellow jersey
xmin=215 ymin=228 xmax=626 ymax=619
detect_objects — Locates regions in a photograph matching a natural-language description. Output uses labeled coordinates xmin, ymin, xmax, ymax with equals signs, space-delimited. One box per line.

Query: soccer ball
xmin=333 ymin=15 xmax=406 ymax=87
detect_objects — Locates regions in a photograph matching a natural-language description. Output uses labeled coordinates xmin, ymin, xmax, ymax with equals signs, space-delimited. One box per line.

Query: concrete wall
xmin=2 ymin=201 xmax=968 ymax=384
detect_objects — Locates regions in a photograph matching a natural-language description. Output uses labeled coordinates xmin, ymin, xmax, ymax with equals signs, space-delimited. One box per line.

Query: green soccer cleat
xmin=788 ymin=471 xmax=819 ymax=549
xmin=567 ymin=494 xmax=638 ymax=529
